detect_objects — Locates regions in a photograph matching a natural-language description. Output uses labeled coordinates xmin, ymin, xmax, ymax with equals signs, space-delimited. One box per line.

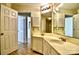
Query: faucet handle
xmin=59 ymin=37 xmax=66 ymax=42
xmin=41 ymin=33 xmax=44 ymax=36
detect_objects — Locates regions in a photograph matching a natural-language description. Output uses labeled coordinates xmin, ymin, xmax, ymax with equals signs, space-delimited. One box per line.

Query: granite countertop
xmin=33 ymin=34 xmax=79 ymax=55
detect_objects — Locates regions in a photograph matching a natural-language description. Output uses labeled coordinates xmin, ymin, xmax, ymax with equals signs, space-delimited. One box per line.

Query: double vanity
xmin=31 ymin=3 xmax=79 ymax=55
xmin=32 ymin=33 xmax=79 ymax=55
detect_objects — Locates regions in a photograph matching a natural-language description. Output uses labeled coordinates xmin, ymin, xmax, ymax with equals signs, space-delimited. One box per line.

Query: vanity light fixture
xmin=41 ymin=3 xmax=52 ymax=14
xmin=48 ymin=17 xmax=52 ymax=20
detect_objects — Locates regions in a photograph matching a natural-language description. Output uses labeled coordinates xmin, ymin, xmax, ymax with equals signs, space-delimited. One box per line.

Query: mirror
xmin=53 ymin=3 xmax=79 ymax=39
xmin=41 ymin=12 xmax=52 ymax=33
xmin=53 ymin=12 xmax=65 ymax=35
xmin=40 ymin=3 xmax=53 ymax=33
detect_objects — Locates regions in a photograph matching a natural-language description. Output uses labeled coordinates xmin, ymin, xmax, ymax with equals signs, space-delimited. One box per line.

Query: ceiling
xmin=12 ymin=3 xmax=41 ymax=7
xmin=59 ymin=3 xmax=79 ymax=9
xmin=12 ymin=3 xmax=79 ymax=9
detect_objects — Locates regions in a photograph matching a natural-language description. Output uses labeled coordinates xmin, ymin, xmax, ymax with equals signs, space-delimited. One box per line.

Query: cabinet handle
xmin=0 ymin=33 xmax=4 ymax=35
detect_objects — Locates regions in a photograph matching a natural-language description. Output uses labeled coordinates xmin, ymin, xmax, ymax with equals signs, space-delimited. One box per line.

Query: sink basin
xmin=49 ymin=39 xmax=64 ymax=44
xmin=62 ymin=43 xmax=79 ymax=51
xmin=48 ymin=39 xmax=79 ymax=54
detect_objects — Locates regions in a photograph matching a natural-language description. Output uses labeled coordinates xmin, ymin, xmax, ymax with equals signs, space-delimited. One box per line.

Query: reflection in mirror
xmin=53 ymin=12 xmax=65 ymax=35
xmin=65 ymin=15 xmax=73 ymax=37
xmin=41 ymin=12 xmax=52 ymax=33
xmin=73 ymin=14 xmax=79 ymax=38
xmin=53 ymin=3 xmax=79 ymax=39
xmin=40 ymin=3 xmax=53 ymax=33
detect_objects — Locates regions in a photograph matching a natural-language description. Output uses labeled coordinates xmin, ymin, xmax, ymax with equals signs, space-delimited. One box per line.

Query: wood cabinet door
xmin=43 ymin=40 xmax=58 ymax=55
xmin=37 ymin=38 xmax=43 ymax=53
xmin=32 ymin=37 xmax=38 ymax=51
xmin=43 ymin=40 xmax=50 ymax=55
xmin=50 ymin=47 xmax=58 ymax=55
xmin=0 ymin=5 xmax=18 ymax=55
xmin=32 ymin=37 xmax=43 ymax=53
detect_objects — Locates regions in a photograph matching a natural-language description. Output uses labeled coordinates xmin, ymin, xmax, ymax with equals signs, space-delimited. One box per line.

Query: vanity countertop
xmin=32 ymin=34 xmax=79 ymax=55
xmin=44 ymin=37 xmax=79 ymax=55
xmin=33 ymin=34 xmax=44 ymax=37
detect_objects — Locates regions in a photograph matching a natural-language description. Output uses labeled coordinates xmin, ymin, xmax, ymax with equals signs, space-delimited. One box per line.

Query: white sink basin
xmin=49 ymin=39 xmax=79 ymax=51
xmin=63 ymin=42 xmax=79 ymax=51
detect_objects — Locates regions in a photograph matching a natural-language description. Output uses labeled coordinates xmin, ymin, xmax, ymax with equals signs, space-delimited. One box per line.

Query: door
xmin=18 ymin=15 xmax=26 ymax=44
xmin=46 ymin=19 xmax=52 ymax=33
xmin=27 ymin=17 xmax=31 ymax=44
xmin=0 ymin=5 xmax=18 ymax=54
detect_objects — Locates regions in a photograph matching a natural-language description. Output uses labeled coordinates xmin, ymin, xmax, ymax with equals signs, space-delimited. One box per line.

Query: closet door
xmin=0 ymin=5 xmax=18 ymax=55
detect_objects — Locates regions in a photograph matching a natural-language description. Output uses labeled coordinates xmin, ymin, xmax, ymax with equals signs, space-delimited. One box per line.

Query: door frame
xmin=18 ymin=12 xmax=32 ymax=46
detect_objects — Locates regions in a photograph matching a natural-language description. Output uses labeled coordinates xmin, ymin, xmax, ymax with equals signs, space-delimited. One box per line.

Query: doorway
xmin=18 ymin=13 xmax=31 ymax=48
xmin=46 ymin=19 xmax=52 ymax=33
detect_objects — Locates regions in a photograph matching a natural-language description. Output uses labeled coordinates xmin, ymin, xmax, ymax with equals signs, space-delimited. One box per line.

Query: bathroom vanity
xmin=32 ymin=34 xmax=79 ymax=55
xmin=32 ymin=3 xmax=79 ymax=55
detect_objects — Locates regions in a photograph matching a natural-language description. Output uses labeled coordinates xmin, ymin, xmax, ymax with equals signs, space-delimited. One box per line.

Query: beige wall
xmin=77 ymin=9 xmax=79 ymax=13
xmin=1 ymin=3 xmax=79 ymax=46
xmin=60 ymin=9 xmax=77 ymax=15
xmin=61 ymin=9 xmax=79 ymax=46
xmin=11 ymin=4 xmax=79 ymax=45
xmin=11 ymin=4 xmax=41 ymax=33
xmin=41 ymin=16 xmax=46 ymax=33
xmin=11 ymin=4 xmax=40 ymax=17
xmin=53 ymin=9 xmax=79 ymax=45
xmin=0 ymin=3 xmax=11 ymax=8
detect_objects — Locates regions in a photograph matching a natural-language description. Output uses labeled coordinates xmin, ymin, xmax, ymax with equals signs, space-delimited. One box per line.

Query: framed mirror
xmin=41 ymin=12 xmax=52 ymax=33
xmin=53 ymin=3 xmax=79 ymax=39
xmin=40 ymin=3 xmax=53 ymax=33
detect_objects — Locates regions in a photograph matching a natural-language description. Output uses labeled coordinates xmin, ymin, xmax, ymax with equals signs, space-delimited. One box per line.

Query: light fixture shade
xmin=48 ymin=17 xmax=52 ymax=20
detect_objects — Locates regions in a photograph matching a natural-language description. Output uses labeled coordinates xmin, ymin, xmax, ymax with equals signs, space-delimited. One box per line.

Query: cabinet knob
xmin=0 ymin=33 xmax=4 ymax=35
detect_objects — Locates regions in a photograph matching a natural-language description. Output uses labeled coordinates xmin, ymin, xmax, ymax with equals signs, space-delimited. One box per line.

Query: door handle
xmin=0 ymin=33 xmax=4 ymax=35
